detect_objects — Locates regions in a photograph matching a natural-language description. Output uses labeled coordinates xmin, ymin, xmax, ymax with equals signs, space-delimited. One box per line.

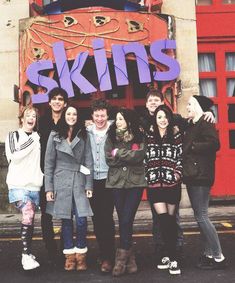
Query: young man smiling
xmin=87 ymin=99 xmax=115 ymax=273
xmin=38 ymin=87 xmax=68 ymax=263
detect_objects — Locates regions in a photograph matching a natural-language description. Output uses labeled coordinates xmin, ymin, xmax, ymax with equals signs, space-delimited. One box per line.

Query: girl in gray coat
xmin=44 ymin=106 xmax=93 ymax=271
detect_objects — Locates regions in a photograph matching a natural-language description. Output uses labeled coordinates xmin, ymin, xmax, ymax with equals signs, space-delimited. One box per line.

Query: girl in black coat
xmin=183 ymin=95 xmax=226 ymax=270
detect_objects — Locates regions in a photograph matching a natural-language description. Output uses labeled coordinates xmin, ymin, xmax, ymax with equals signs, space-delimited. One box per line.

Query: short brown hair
xmin=146 ymin=88 xmax=164 ymax=102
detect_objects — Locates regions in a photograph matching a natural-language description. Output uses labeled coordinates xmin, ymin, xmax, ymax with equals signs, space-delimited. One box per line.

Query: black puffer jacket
xmin=183 ymin=116 xmax=220 ymax=187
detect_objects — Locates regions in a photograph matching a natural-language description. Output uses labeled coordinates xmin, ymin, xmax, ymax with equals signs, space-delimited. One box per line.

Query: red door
xmin=198 ymin=44 xmax=235 ymax=197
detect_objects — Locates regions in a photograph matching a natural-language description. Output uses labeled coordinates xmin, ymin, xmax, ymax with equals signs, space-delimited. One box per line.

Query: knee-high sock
xmin=158 ymin=213 xmax=177 ymax=261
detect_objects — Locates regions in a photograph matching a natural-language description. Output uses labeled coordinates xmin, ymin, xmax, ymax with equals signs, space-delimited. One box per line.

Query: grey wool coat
xmin=44 ymin=131 xmax=94 ymax=219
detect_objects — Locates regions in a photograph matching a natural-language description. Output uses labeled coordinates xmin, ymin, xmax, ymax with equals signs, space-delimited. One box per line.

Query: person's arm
xmin=174 ymin=132 xmax=183 ymax=181
xmin=5 ymin=131 xmax=37 ymax=163
xmin=83 ymin=135 xmax=94 ymax=192
xmin=113 ymin=142 xmax=146 ymax=165
xmin=104 ymin=137 xmax=126 ymax=167
xmin=44 ymin=132 xmax=57 ymax=195
xmin=173 ymin=114 xmax=188 ymax=132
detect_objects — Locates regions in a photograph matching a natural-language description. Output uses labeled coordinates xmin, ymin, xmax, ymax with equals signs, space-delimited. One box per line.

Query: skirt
xmin=147 ymin=185 xmax=181 ymax=205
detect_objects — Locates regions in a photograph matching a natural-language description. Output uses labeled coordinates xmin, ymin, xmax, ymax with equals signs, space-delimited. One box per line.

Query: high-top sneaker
xmin=169 ymin=260 xmax=181 ymax=275
xmin=157 ymin=257 xmax=171 ymax=269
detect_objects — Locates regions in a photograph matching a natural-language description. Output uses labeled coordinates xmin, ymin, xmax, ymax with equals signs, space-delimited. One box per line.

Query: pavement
xmin=0 ymin=200 xmax=234 ymax=238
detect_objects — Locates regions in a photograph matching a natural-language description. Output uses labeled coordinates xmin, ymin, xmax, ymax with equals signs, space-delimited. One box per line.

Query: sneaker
xmin=21 ymin=254 xmax=40 ymax=270
xmin=197 ymin=256 xmax=227 ymax=270
xmin=169 ymin=260 xmax=181 ymax=275
xmin=157 ymin=257 xmax=171 ymax=269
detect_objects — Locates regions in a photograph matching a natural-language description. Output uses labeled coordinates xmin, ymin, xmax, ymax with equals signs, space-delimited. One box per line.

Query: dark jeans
xmin=89 ymin=179 xmax=115 ymax=261
xmin=150 ymin=202 xmax=184 ymax=255
xmin=40 ymin=186 xmax=57 ymax=255
xmin=187 ymin=185 xmax=222 ymax=258
xmin=62 ymin=202 xmax=87 ymax=249
xmin=113 ymin=187 xmax=143 ymax=250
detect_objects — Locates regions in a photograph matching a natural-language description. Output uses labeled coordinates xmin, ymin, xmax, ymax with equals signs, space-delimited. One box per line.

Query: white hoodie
xmin=5 ymin=128 xmax=43 ymax=191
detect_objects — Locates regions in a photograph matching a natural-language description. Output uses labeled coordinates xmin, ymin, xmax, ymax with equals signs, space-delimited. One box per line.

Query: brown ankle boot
xmin=64 ymin=253 xmax=76 ymax=271
xmin=126 ymin=247 xmax=137 ymax=274
xmin=112 ymin=248 xmax=130 ymax=277
xmin=101 ymin=260 xmax=112 ymax=273
xmin=76 ymin=253 xmax=87 ymax=271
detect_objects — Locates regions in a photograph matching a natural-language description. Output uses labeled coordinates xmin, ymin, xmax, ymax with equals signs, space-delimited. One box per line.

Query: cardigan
xmin=145 ymin=128 xmax=183 ymax=188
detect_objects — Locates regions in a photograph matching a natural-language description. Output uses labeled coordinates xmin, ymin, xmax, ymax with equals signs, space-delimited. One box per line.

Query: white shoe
xmin=157 ymin=257 xmax=171 ymax=269
xmin=169 ymin=260 xmax=181 ymax=275
xmin=21 ymin=254 xmax=40 ymax=270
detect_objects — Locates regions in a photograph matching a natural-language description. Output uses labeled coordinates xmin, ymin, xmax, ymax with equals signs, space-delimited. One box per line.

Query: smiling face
xmin=49 ymin=94 xmax=67 ymax=114
xmin=92 ymin=109 xmax=108 ymax=131
xmin=116 ymin=112 xmax=127 ymax=130
xmin=146 ymin=95 xmax=164 ymax=115
xmin=156 ymin=110 xmax=169 ymax=131
xmin=65 ymin=107 xmax=78 ymax=127
xmin=21 ymin=109 xmax=37 ymax=132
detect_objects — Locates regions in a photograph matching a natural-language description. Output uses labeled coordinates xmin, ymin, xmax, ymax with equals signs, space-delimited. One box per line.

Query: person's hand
xmin=85 ymin=120 xmax=94 ymax=128
xmin=111 ymin=148 xmax=118 ymax=157
xmin=46 ymin=191 xmax=54 ymax=202
xmin=204 ymin=112 xmax=215 ymax=123
xmin=86 ymin=190 xmax=93 ymax=198
xmin=174 ymin=172 xmax=181 ymax=182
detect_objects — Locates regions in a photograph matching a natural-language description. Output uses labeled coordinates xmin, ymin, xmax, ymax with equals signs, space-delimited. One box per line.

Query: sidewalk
xmin=0 ymin=201 xmax=234 ymax=238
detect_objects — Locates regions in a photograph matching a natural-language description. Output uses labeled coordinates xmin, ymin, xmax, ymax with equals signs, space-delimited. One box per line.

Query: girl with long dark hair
xmin=145 ymin=104 xmax=183 ymax=275
xmin=105 ymin=108 xmax=146 ymax=277
xmin=44 ymin=106 xmax=93 ymax=271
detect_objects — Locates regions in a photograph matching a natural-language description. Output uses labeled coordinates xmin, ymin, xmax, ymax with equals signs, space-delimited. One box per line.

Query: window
xmin=226 ymin=79 xmax=235 ymax=97
xmin=199 ymin=79 xmax=217 ymax=97
xmin=211 ymin=105 xmax=218 ymax=122
xmin=196 ymin=0 xmax=212 ymax=5
xmin=226 ymin=53 xmax=235 ymax=71
xmin=198 ymin=53 xmax=216 ymax=72
xmin=229 ymin=130 xmax=235 ymax=149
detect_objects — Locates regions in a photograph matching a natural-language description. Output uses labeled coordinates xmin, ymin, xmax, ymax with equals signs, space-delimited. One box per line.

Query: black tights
xmin=158 ymin=213 xmax=178 ymax=261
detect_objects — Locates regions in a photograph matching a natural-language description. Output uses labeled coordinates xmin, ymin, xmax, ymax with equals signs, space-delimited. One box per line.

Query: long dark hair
xmin=108 ymin=108 xmax=144 ymax=144
xmin=57 ymin=106 xmax=87 ymax=141
xmin=152 ymin=104 xmax=174 ymax=144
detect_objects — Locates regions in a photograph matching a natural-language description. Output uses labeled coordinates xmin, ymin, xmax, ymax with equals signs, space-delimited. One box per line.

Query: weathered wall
xmin=162 ymin=0 xmax=199 ymax=118
xmin=0 ymin=0 xmax=29 ymax=143
xmin=0 ymin=0 xmax=29 ymax=211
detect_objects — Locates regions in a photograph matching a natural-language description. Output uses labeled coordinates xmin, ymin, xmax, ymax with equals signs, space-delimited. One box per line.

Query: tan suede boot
xmin=112 ymin=248 xmax=130 ymax=277
xmin=76 ymin=253 xmax=87 ymax=271
xmin=126 ymin=247 xmax=137 ymax=274
xmin=64 ymin=254 xmax=76 ymax=271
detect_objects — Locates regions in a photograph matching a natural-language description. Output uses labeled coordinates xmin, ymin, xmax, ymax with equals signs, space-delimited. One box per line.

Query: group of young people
xmin=5 ymin=87 xmax=226 ymax=276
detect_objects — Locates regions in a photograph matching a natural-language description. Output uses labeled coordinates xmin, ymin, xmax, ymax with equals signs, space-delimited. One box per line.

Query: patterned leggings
xmin=16 ymin=201 xmax=36 ymax=254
